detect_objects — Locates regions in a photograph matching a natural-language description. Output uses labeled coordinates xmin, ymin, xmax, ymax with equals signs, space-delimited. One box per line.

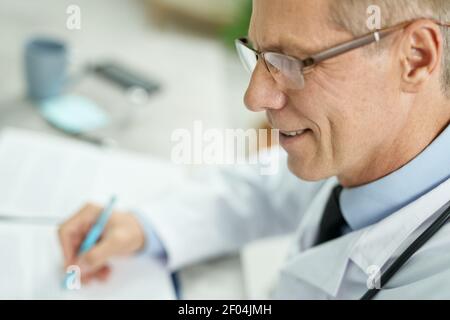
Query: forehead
xmin=249 ymin=0 xmax=335 ymax=53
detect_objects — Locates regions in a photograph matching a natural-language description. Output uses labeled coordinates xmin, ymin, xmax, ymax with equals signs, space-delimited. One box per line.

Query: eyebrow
xmin=247 ymin=27 xmax=318 ymax=56
xmin=248 ymin=35 xmax=314 ymax=58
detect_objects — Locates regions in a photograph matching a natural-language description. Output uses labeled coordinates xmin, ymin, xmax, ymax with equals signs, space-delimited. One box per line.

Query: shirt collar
xmin=340 ymin=124 xmax=450 ymax=231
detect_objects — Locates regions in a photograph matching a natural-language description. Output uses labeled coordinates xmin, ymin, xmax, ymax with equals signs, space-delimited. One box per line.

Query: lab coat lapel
xmin=282 ymin=231 xmax=362 ymax=297
xmin=280 ymin=176 xmax=450 ymax=298
xmin=279 ymin=177 xmax=364 ymax=297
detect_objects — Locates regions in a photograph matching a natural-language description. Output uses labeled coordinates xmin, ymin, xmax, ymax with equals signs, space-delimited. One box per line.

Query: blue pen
xmin=63 ymin=195 xmax=117 ymax=289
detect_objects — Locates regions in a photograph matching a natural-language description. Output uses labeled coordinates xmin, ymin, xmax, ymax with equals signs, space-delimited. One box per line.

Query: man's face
xmin=245 ymin=0 xmax=407 ymax=185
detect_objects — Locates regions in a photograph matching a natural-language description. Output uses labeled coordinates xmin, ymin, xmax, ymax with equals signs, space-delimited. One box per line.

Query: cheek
xmin=326 ymin=69 xmax=404 ymax=161
xmin=284 ymin=54 xmax=401 ymax=176
xmin=295 ymin=74 xmax=352 ymax=154
xmin=284 ymin=89 xmax=344 ymax=178
xmin=297 ymin=63 xmax=391 ymax=160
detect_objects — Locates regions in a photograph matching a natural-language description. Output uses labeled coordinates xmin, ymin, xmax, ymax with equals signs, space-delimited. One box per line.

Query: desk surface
xmin=0 ymin=0 xmax=259 ymax=299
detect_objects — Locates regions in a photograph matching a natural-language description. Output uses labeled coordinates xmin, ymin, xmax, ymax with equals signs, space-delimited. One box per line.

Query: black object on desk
xmin=91 ymin=62 xmax=161 ymax=95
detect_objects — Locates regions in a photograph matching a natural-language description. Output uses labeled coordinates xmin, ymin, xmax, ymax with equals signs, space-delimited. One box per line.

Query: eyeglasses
xmin=235 ymin=20 xmax=450 ymax=90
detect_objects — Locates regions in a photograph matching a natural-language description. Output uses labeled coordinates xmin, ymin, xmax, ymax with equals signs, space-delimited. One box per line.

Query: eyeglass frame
xmin=235 ymin=19 xmax=450 ymax=85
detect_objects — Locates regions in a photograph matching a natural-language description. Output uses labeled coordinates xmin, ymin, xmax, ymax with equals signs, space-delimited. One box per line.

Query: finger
xmin=65 ymin=203 xmax=103 ymax=235
xmin=94 ymin=266 xmax=112 ymax=282
xmin=58 ymin=227 xmax=78 ymax=268
xmin=81 ymin=273 xmax=93 ymax=284
xmin=58 ymin=203 xmax=103 ymax=267
xmin=80 ymin=265 xmax=111 ymax=284
xmin=77 ymin=238 xmax=118 ymax=275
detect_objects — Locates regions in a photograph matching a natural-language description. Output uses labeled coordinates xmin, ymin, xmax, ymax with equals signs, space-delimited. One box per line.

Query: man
xmin=59 ymin=0 xmax=450 ymax=299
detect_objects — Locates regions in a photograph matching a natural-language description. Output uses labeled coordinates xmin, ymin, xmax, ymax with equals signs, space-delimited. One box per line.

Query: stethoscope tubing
xmin=361 ymin=201 xmax=450 ymax=300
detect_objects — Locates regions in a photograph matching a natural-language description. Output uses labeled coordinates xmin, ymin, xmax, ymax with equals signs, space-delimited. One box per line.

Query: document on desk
xmin=0 ymin=222 xmax=175 ymax=299
xmin=0 ymin=127 xmax=185 ymax=221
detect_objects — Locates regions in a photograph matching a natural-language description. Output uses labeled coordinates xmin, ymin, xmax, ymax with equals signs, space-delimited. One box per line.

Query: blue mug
xmin=24 ymin=37 xmax=68 ymax=101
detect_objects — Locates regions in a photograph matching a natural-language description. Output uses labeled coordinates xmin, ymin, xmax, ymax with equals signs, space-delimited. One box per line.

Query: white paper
xmin=0 ymin=129 xmax=100 ymax=219
xmin=0 ymin=223 xmax=175 ymax=299
xmin=0 ymin=127 xmax=184 ymax=220
xmin=0 ymin=127 xmax=181 ymax=299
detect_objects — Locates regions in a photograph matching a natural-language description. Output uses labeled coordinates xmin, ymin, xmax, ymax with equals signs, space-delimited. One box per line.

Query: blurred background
xmin=0 ymin=0 xmax=262 ymax=157
xmin=0 ymin=0 xmax=271 ymax=299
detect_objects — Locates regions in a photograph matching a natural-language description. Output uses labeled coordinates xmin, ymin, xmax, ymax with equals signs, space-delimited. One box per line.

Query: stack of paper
xmin=0 ymin=127 xmax=178 ymax=299
xmin=0 ymin=128 xmax=185 ymax=220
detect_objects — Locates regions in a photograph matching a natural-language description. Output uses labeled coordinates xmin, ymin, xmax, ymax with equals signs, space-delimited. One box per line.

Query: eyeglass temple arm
xmin=306 ymin=26 xmax=403 ymax=67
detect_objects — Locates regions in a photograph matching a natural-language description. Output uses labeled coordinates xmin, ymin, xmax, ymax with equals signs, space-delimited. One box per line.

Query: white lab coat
xmin=141 ymin=147 xmax=450 ymax=299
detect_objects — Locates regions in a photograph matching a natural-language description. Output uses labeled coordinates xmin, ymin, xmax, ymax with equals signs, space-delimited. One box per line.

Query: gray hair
xmin=330 ymin=0 xmax=450 ymax=97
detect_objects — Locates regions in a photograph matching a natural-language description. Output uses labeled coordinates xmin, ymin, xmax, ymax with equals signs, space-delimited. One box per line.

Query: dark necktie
xmin=315 ymin=184 xmax=347 ymax=246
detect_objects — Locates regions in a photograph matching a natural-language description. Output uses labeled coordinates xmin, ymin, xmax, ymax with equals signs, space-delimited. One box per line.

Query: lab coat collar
xmin=282 ymin=230 xmax=362 ymax=297
xmin=349 ymin=176 xmax=450 ymax=274
xmin=282 ymin=176 xmax=450 ymax=297
xmin=281 ymin=178 xmax=364 ymax=297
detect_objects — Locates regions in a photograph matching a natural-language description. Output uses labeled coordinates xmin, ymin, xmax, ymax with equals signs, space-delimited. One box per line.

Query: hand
xmin=58 ymin=203 xmax=146 ymax=284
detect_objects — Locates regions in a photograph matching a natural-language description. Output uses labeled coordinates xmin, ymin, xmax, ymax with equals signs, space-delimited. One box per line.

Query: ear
xmin=399 ymin=20 xmax=443 ymax=94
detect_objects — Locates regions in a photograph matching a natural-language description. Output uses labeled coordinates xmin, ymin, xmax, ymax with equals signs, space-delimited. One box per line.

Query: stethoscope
xmin=360 ymin=199 xmax=450 ymax=300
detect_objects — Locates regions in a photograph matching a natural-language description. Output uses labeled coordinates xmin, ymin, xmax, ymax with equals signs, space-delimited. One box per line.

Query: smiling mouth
xmin=279 ymin=129 xmax=309 ymax=137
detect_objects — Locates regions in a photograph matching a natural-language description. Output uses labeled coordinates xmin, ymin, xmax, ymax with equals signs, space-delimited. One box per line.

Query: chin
xmin=287 ymin=155 xmax=330 ymax=182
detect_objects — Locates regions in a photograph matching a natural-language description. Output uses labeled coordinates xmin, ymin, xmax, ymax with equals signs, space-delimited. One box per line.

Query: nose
xmin=244 ymin=60 xmax=287 ymax=113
